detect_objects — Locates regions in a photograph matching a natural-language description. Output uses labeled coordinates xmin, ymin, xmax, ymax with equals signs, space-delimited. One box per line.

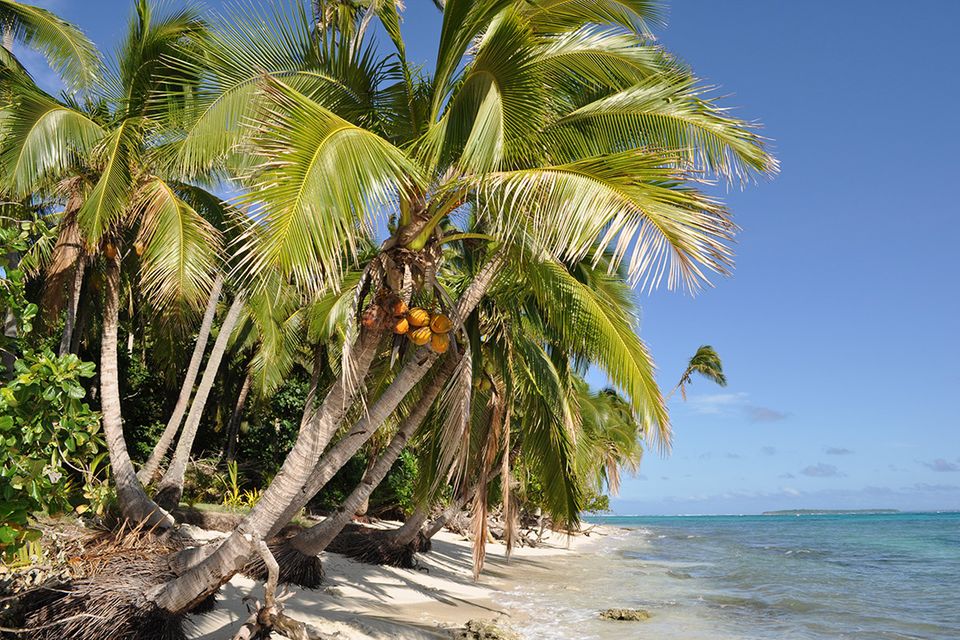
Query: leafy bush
xmin=0 ymin=350 xmax=105 ymax=560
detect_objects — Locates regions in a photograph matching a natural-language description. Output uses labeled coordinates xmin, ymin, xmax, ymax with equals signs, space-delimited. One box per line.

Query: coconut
xmin=430 ymin=332 xmax=450 ymax=354
xmin=393 ymin=317 xmax=410 ymax=335
xmin=407 ymin=308 xmax=431 ymax=327
xmin=409 ymin=327 xmax=432 ymax=345
xmin=430 ymin=313 xmax=452 ymax=334
xmin=390 ymin=298 xmax=408 ymax=316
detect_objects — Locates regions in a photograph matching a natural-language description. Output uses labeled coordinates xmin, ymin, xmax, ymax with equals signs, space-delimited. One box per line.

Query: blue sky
xmin=24 ymin=1 xmax=960 ymax=514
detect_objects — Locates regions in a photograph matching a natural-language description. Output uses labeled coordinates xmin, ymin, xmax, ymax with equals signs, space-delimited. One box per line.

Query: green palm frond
xmin=522 ymin=0 xmax=664 ymax=36
xmin=477 ymin=149 xmax=733 ymax=292
xmin=675 ymin=344 xmax=726 ymax=400
xmin=0 ymin=88 xmax=104 ymax=196
xmin=232 ymin=77 xmax=419 ymax=293
xmin=549 ymin=73 xmax=777 ymax=180
xmin=76 ymin=118 xmax=139 ymax=246
xmin=0 ymin=0 xmax=100 ymax=91
xmin=133 ymin=177 xmax=222 ymax=309
xmin=521 ymin=255 xmax=669 ymax=451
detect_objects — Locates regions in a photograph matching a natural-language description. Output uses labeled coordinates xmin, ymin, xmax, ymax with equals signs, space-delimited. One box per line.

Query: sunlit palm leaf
xmin=0 ymin=0 xmax=100 ymax=90
xmin=76 ymin=119 xmax=138 ymax=246
xmin=477 ymin=149 xmax=733 ymax=292
xmin=0 ymin=88 xmax=104 ymax=196
xmin=233 ymin=77 xmax=419 ymax=293
xmin=134 ymin=177 xmax=222 ymax=309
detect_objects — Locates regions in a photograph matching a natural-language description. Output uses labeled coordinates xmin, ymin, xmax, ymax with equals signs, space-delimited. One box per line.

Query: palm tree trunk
xmin=147 ymin=254 xmax=502 ymax=614
xmin=224 ymin=370 xmax=253 ymax=463
xmin=154 ymin=292 xmax=244 ymax=509
xmin=290 ymin=358 xmax=456 ymax=555
xmin=138 ymin=275 xmax=225 ymax=484
xmin=100 ymin=253 xmax=173 ymax=528
xmin=58 ymin=257 xmax=85 ymax=356
xmin=391 ymin=507 xmax=430 ymax=546
xmin=147 ymin=328 xmax=382 ymax=612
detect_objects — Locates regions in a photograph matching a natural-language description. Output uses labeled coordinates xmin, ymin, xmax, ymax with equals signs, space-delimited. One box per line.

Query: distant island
xmin=762 ymin=509 xmax=901 ymax=516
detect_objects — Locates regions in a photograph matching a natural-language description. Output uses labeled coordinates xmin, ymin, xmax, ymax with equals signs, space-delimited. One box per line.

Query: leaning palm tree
xmin=672 ymin=344 xmax=727 ymax=400
xmin=21 ymin=0 xmax=774 ymax=635
xmin=0 ymin=1 xmax=223 ymax=528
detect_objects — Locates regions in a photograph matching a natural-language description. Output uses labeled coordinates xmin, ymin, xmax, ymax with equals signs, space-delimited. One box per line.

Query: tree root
xmin=242 ymin=538 xmax=324 ymax=589
xmin=232 ymin=539 xmax=332 ymax=640
xmin=326 ymin=524 xmax=430 ymax=568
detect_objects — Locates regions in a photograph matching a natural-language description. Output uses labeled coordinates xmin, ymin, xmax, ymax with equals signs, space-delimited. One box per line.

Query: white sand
xmin=184 ymin=522 xmax=615 ymax=639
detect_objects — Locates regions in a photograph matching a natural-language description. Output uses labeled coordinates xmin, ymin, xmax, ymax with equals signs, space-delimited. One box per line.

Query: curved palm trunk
xmin=100 ymin=254 xmax=173 ymax=529
xmin=290 ymin=358 xmax=456 ymax=555
xmin=224 ymin=370 xmax=253 ymax=463
xmin=138 ymin=274 xmax=224 ymax=484
xmin=154 ymin=292 xmax=244 ymax=509
xmin=147 ymin=328 xmax=382 ymax=612
xmin=147 ymin=254 xmax=502 ymax=614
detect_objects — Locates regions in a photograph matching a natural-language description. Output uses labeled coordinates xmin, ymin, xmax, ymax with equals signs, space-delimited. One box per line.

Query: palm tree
xmin=672 ymin=345 xmax=727 ymax=400
xmin=0 ymin=1 xmax=223 ymax=527
xmin=143 ymin=0 xmax=772 ymax=617
xmin=15 ymin=0 xmax=773 ymax=629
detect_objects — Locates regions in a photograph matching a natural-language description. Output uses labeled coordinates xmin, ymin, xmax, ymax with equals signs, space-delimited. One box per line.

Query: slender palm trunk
xmin=147 ymin=329 xmax=382 ymax=612
xmin=100 ymin=254 xmax=173 ymax=528
xmin=138 ymin=275 xmax=225 ymax=484
xmin=154 ymin=293 xmax=244 ymax=509
xmin=290 ymin=359 xmax=456 ymax=555
xmin=224 ymin=370 xmax=253 ymax=463
xmin=58 ymin=258 xmax=85 ymax=356
xmin=148 ymin=255 xmax=502 ymax=614
xmin=391 ymin=507 xmax=430 ymax=546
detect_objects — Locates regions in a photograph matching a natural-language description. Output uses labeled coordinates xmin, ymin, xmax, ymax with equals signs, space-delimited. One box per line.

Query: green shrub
xmin=0 ymin=350 xmax=106 ymax=560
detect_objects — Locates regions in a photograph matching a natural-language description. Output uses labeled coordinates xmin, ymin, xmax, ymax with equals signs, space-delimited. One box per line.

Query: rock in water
xmin=599 ymin=608 xmax=652 ymax=621
xmin=453 ymin=619 xmax=520 ymax=640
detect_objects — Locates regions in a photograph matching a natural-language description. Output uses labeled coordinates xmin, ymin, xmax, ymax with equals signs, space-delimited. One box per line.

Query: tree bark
xmin=138 ymin=275 xmax=225 ymax=483
xmin=58 ymin=257 xmax=85 ymax=356
xmin=99 ymin=253 xmax=173 ymax=528
xmin=147 ymin=328 xmax=382 ymax=612
xmin=154 ymin=292 xmax=245 ymax=509
xmin=290 ymin=357 xmax=457 ymax=555
xmin=224 ymin=370 xmax=253 ymax=462
xmin=147 ymin=253 xmax=502 ymax=613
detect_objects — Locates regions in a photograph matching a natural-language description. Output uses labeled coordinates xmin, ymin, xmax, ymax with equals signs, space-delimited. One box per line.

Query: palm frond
xmin=133 ymin=177 xmax=222 ymax=309
xmin=0 ymin=0 xmax=100 ymax=90
xmin=232 ymin=77 xmax=419 ymax=293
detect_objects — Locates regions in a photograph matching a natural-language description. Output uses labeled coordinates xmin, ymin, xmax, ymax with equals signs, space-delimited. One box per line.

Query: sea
xmin=494 ymin=512 xmax=960 ymax=639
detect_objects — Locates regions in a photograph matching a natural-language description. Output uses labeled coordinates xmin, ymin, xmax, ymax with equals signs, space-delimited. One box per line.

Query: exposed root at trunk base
xmin=13 ymin=560 xmax=186 ymax=640
xmin=326 ymin=524 xmax=430 ymax=568
xmin=233 ymin=539 xmax=333 ymax=640
xmin=242 ymin=539 xmax=324 ymax=589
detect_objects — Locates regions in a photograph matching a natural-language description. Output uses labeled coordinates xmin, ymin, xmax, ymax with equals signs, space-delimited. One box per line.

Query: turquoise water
xmin=495 ymin=513 xmax=960 ymax=639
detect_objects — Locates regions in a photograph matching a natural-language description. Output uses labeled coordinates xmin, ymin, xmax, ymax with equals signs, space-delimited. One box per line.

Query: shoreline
xmin=185 ymin=523 xmax=618 ymax=639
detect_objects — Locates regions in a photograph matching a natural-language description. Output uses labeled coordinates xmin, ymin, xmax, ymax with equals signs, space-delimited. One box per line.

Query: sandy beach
xmin=184 ymin=523 xmax=615 ymax=640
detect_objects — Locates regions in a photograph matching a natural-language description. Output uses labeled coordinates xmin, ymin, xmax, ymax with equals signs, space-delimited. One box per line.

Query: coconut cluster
xmin=388 ymin=299 xmax=452 ymax=354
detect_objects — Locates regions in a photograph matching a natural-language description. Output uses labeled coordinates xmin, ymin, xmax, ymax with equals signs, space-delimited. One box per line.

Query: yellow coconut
xmin=104 ymin=243 xmax=118 ymax=259
xmin=134 ymin=241 xmax=145 ymax=256
xmin=430 ymin=313 xmax=452 ymax=334
xmin=393 ymin=317 xmax=410 ymax=335
xmin=407 ymin=307 xmax=431 ymax=328
xmin=430 ymin=331 xmax=450 ymax=354
xmin=409 ymin=326 xmax=432 ymax=346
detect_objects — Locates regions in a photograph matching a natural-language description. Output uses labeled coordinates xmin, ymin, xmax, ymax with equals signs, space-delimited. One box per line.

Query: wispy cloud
xmin=800 ymin=463 xmax=844 ymax=478
xmin=825 ymin=447 xmax=854 ymax=455
xmin=686 ymin=392 xmax=788 ymax=423
xmin=779 ymin=473 xmax=795 ymax=479
xmin=922 ymin=459 xmax=960 ymax=473
xmin=761 ymin=446 xmax=777 ymax=456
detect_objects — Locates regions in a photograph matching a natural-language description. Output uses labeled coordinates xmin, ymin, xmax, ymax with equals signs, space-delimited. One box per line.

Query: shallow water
xmin=495 ymin=513 xmax=960 ymax=639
